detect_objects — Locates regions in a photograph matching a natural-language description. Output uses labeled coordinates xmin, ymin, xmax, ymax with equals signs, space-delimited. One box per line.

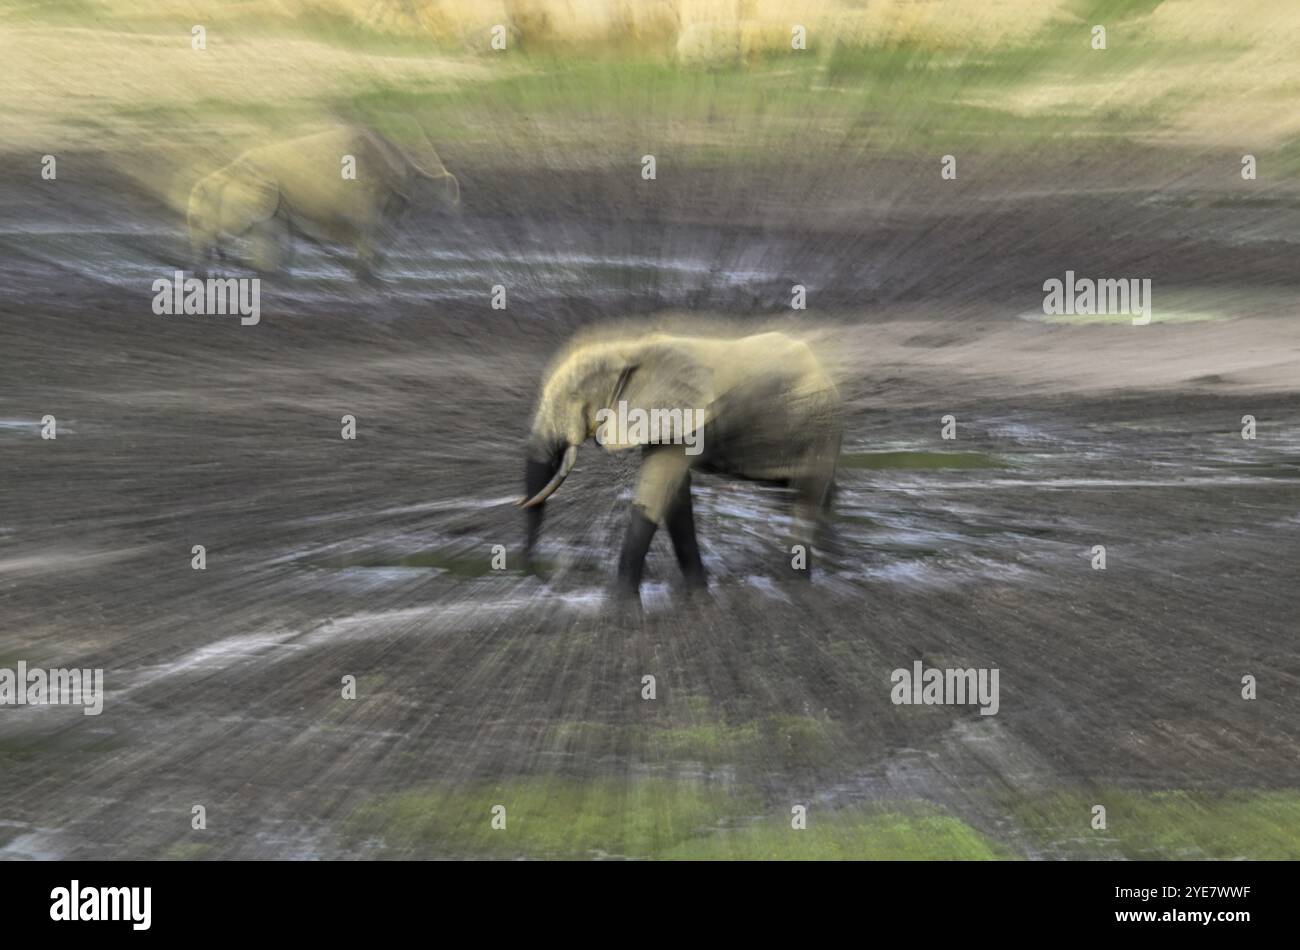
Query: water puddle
xmin=840 ymin=451 xmax=1006 ymax=471
xmin=301 ymin=548 xmax=561 ymax=578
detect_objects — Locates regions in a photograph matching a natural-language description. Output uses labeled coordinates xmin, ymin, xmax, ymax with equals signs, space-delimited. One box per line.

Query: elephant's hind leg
xmin=664 ymin=473 xmax=707 ymax=593
xmin=790 ymin=473 xmax=835 ymax=581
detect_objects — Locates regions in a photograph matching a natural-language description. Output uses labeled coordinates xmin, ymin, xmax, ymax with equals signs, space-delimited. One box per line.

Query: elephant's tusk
xmin=518 ymin=445 xmax=577 ymax=508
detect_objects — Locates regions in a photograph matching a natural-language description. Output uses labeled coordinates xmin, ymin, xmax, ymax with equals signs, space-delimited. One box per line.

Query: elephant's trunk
xmin=521 ymin=458 xmax=551 ymax=566
xmin=519 ymin=444 xmax=576 ymax=510
xmin=520 ymin=438 xmax=576 ymax=568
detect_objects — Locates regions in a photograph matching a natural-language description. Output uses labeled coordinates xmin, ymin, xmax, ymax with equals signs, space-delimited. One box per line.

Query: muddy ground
xmin=1 ymin=155 xmax=1298 ymax=859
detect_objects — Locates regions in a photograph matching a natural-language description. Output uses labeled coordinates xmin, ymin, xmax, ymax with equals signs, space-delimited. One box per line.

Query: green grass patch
xmin=321 ymin=46 xmax=1168 ymax=159
xmin=347 ymin=777 xmax=1006 ymax=859
xmin=663 ymin=811 xmax=1007 ymax=860
xmin=1013 ymin=789 xmax=1300 ymax=860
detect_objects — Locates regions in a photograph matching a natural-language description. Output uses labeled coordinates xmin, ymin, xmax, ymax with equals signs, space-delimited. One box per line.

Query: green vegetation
xmin=6 ymin=0 xmax=1291 ymax=175
xmin=1013 ymin=789 xmax=1300 ymax=860
xmin=348 ymin=781 xmax=1300 ymax=859
xmin=321 ymin=50 xmax=1169 ymax=159
xmin=662 ymin=811 xmax=1007 ymax=860
xmin=347 ymin=778 xmax=1007 ymax=859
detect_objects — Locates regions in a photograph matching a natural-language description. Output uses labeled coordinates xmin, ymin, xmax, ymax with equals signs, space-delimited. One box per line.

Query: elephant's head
xmin=186 ymin=161 xmax=280 ymax=270
xmin=378 ymin=124 xmax=460 ymax=213
xmin=519 ymin=337 xmax=713 ymax=561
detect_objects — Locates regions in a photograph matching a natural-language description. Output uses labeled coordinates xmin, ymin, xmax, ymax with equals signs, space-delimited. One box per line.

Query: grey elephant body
xmin=187 ymin=127 xmax=459 ymax=277
xmin=521 ymin=331 xmax=843 ymax=602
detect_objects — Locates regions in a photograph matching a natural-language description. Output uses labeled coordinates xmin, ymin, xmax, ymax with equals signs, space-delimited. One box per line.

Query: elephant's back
xmin=711 ymin=333 xmax=836 ymax=400
xmin=696 ymin=333 xmax=841 ymax=480
xmin=247 ymin=128 xmax=400 ymax=226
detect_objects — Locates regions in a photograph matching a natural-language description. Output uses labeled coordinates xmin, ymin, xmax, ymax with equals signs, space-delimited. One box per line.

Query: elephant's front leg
xmin=614 ymin=447 xmax=692 ymax=602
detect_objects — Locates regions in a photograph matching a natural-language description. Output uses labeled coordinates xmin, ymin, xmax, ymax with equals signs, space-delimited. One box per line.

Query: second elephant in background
xmin=187 ymin=126 xmax=460 ymax=280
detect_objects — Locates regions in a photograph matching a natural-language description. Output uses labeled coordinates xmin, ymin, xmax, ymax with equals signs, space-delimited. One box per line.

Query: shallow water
xmin=259 ymin=408 xmax=1300 ymax=616
xmin=0 ymin=220 xmax=811 ymax=312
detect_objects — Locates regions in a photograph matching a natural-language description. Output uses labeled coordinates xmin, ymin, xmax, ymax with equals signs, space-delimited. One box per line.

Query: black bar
xmin=1 ymin=860 xmax=1287 ymax=937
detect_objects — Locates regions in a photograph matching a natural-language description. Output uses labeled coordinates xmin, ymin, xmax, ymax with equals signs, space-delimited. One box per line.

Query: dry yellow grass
xmin=0 ymin=25 xmax=495 ymax=149
xmin=3 ymin=0 xmax=1300 ymax=160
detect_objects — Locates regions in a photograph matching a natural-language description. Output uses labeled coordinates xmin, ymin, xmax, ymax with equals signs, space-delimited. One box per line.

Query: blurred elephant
xmin=520 ymin=331 xmax=843 ymax=602
xmin=186 ymin=126 xmax=459 ymax=279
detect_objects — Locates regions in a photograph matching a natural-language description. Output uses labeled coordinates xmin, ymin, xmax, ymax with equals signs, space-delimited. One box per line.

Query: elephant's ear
xmin=218 ymin=161 xmax=280 ymax=234
xmin=597 ymin=345 xmax=713 ymax=451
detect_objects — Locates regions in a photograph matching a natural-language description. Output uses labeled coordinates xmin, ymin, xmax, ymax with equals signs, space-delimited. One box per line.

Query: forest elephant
xmin=520 ymin=331 xmax=843 ymax=604
xmin=186 ymin=126 xmax=459 ymax=279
